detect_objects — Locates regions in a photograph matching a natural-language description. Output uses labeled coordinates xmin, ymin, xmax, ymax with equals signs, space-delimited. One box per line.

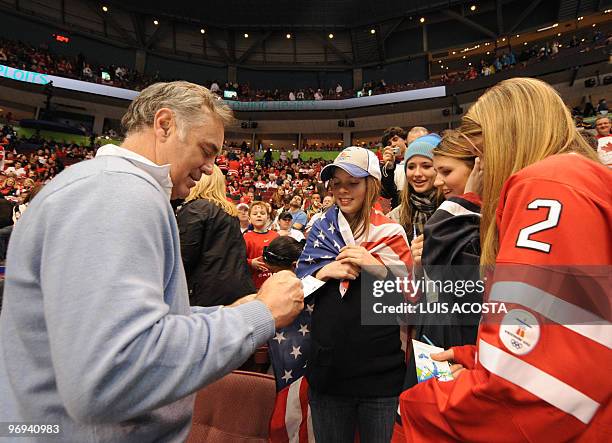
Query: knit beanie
xmin=404 ymin=133 xmax=442 ymax=172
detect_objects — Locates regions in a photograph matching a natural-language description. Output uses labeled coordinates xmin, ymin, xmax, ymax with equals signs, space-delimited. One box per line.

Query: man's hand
xmin=382 ymin=146 xmax=396 ymax=168
xmin=227 ymin=293 xmax=256 ymax=307
xmin=256 ymin=271 xmax=304 ymax=328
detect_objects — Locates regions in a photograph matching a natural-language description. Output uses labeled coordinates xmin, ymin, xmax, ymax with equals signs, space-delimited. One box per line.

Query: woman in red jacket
xmin=397 ymin=78 xmax=610 ymax=442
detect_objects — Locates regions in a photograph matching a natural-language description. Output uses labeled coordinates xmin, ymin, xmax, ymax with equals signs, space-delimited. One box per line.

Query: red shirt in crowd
xmin=243 ymin=230 xmax=279 ymax=289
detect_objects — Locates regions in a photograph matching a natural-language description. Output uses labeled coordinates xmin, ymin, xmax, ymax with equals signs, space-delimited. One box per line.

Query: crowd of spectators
xmin=1 ymin=29 xmax=608 ymax=102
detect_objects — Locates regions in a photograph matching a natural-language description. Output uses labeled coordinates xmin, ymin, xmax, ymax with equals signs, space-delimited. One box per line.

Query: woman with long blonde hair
xmin=396 ymin=78 xmax=610 ymax=442
xmin=177 ymin=165 xmax=255 ymax=307
xmin=386 ymin=135 xmax=444 ymax=244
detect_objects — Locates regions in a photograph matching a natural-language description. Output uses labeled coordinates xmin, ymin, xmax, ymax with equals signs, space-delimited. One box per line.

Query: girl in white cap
xmin=295 ymin=146 xmax=413 ymax=443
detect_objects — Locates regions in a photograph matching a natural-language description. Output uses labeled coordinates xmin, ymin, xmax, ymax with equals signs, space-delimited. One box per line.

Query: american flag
xmin=268 ymin=205 xmax=413 ymax=443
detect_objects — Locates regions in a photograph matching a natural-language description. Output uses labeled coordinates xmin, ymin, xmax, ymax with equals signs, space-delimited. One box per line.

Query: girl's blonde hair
xmin=462 ymin=77 xmax=599 ymax=265
xmin=434 ymin=129 xmax=480 ymax=166
xmin=185 ymin=165 xmax=238 ymax=217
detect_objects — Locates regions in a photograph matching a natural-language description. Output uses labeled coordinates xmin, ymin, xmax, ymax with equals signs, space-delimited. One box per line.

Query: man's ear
xmin=153 ymin=108 xmax=175 ymax=140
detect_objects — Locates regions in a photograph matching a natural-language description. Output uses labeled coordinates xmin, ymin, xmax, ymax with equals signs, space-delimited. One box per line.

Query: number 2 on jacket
xmin=515 ymin=199 xmax=562 ymax=253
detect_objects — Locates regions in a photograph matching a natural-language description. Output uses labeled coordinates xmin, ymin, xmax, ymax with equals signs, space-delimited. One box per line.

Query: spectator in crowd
xmin=292 ymin=146 xmax=301 ymax=163
xmin=594 ymin=115 xmax=611 ymax=138
xmin=402 ymin=129 xmax=484 ymax=393
xmin=262 ymin=235 xmax=304 ymax=273
xmin=596 ymin=98 xmax=608 ymax=114
xmin=177 ymin=165 xmax=256 ymax=307
xmin=299 ymin=146 xmax=412 ymax=443
xmin=397 ymin=76 xmax=608 ymax=443
xmin=276 ymin=211 xmax=305 ymax=242
xmin=380 ymin=126 xmax=408 ymax=207
xmin=0 ymin=81 xmax=304 ymax=441
xmin=236 ymin=202 xmax=251 ymax=233
xmin=387 ymin=134 xmax=444 ymax=245
xmin=305 ymin=194 xmax=334 ymax=232
xmin=244 ymin=201 xmax=279 ymax=289
xmin=287 ymin=194 xmax=308 ymax=231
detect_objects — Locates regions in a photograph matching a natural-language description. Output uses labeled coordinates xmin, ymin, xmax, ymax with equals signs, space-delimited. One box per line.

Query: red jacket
xmin=397 ymin=154 xmax=612 ymax=442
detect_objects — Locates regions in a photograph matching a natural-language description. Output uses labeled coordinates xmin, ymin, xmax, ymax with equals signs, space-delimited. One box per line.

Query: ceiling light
xmin=200 ymin=28 xmax=206 ymax=34
xmin=370 ymin=29 xmax=376 ymax=34
xmin=420 ymin=17 xmax=425 ymax=23
xmin=462 ymin=55 xmax=466 ymax=59
xmin=328 ymin=33 xmax=334 ymax=39
xmin=286 ymin=33 xmax=291 ymax=39
xmin=577 ymin=16 xmax=584 ymax=21
xmin=502 ymin=37 xmax=506 ymax=41
xmin=516 ymin=34 xmax=520 ymax=38
xmin=592 ymin=24 xmax=596 ymax=27
xmin=470 ymin=5 xmax=477 ymax=11
xmin=557 ymin=33 xmax=562 ymax=36
xmin=452 ymin=51 xmax=456 ymax=54
xmin=244 ymin=33 xmax=249 ymax=38
xmin=102 ymin=5 xmax=108 ymax=12
xmin=153 ymin=19 xmax=159 ymax=26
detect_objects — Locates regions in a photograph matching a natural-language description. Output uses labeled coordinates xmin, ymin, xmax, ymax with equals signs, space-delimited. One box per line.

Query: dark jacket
xmin=177 ymin=199 xmax=256 ymax=307
xmin=380 ymin=162 xmax=401 ymax=208
xmin=307 ymin=273 xmax=406 ymax=398
xmin=403 ymin=194 xmax=482 ymax=389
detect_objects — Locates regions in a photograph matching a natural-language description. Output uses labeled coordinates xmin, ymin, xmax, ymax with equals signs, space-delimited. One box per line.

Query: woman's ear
xmin=291 ymin=261 xmax=298 ymax=272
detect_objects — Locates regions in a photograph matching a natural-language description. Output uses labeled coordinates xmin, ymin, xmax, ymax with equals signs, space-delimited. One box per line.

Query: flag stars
xmin=306 ymin=303 xmax=315 ymax=314
xmin=273 ymin=331 xmax=287 ymax=344
xmin=333 ymin=240 xmax=341 ymax=250
xmin=281 ymin=370 xmax=293 ymax=382
xmin=290 ymin=346 xmax=302 ymax=359
xmin=298 ymin=324 xmax=310 ymax=336
xmin=328 ymin=224 xmax=336 ymax=234
xmin=305 ymin=255 xmax=314 ymax=264
xmin=317 ymin=230 xmax=326 ymax=240
xmin=312 ymin=239 xmax=321 ymax=248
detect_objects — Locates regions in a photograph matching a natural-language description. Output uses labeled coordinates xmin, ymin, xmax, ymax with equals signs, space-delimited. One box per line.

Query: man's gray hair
xmin=121 ymin=81 xmax=234 ymax=138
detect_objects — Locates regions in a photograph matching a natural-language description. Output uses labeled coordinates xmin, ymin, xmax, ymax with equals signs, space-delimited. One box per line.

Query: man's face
xmin=157 ymin=110 xmax=224 ymax=200
xmin=387 ymin=135 xmax=407 ymax=157
xmin=322 ymin=195 xmax=334 ymax=209
xmin=279 ymin=217 xmax=292 ymax=230
xmin=595 ymin=118 xmax=611 ymax=137
xmin=290 ymin=195 xmax=302 ymax=208
xmin=237 ymin=207 xmax=249 ymax=223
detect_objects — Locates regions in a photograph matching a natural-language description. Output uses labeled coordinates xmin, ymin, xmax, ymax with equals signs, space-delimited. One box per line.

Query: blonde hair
xmin=121 ymin=81 xmax=234 ymax=139
xmin=434 ymin=129 xmax=479 ymax=166
xmin=185 ymin=165 xmax=237 ymax=217
xmin=463 ymin=77 xmax=599 ymax=265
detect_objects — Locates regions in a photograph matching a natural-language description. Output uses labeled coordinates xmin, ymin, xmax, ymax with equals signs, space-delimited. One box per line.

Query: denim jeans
xmin=309 ymin=388 xmax=398 ymax=443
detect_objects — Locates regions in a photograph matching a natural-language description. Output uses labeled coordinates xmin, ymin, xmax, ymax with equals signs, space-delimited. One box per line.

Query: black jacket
xmin=177 ymin=199 xmax=256 ymax=307
xmin=403 ymin=194 xmax=482 ymax=389
xmin=307 ymin=273 xmax=406 ymax=398
xmin=380 ymin=162 xmax=401 ymax=208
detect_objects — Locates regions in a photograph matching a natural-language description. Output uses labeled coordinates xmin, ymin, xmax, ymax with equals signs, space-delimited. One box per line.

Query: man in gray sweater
xmin=0 ymin=81 xmax=304 ymax=442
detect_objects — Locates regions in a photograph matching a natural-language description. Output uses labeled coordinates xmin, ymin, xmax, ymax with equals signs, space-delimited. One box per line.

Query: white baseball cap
xmin=320 ymin=146 xmax=382 ymax=182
